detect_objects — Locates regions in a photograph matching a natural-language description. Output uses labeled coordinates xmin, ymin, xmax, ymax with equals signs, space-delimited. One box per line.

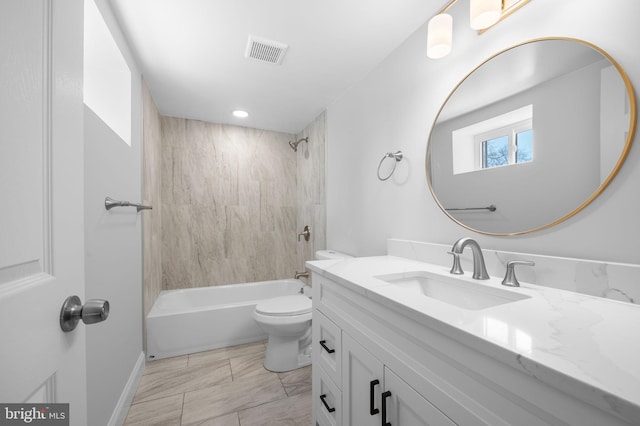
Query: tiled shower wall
xmin=142 ymin=82 xmax=162 ymax=326
xmin=143 ymin=91 xmax=326 ymax=313
xmin=160 ymin=117 xmax=299 ymax=289
xmin=295 ymin=111 xmax=326 ymax=272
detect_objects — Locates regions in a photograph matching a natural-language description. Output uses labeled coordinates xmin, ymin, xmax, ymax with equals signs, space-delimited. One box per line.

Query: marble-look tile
xmin=278 ymin=366 xmax=312 ymax=397
xmin=142 ymin=81 xmax=163 ymax=350
xmin=295 ymin=111 xmax=327 ymax=270
xmin=161 ymin=204 xmax=194 ymax=290
xmin=158 ymin=117 xmax=298 ymax=289
xmin=188 ymin=342 xmax=265 ymax=369
xmin=124 ymin=394 xmax=183 ymax=426
xmin=229 ymin=351 xmax=269 ymax=380
xmin=186 ymin=412 xmax=240 ymax=426
xmin=181 ymin=373 xmax=287 ymax=425
xmin=237 ymin=390 xmax=311 ymax=426
xmin=190 ymin=202 xmax=227 ymax=287
xmin=144 ymin=354 xmax=188 ymax=376
xmin=125 ymin=341 xmax=310 ymax=426
xmin=604 ymin=263 xmax=638 ymax=303
xmin=161 ymin=117 xmax=191 ymax=205
xmin=272 ymin=206 xmax=298 ymax=278
xmin=133 ymin=359 xmax=232 ymax=404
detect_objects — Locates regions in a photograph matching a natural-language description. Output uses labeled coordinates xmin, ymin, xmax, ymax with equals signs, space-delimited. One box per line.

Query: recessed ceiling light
xmin=233 ymin=110 xmax=249 ymax=118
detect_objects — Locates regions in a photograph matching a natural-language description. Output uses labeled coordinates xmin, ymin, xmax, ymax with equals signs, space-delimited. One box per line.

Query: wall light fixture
xmin=427 ymin=0 xmax=531 ymax=59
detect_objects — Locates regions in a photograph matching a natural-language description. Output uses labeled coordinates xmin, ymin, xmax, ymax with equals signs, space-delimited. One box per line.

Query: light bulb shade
xmin=470 ymin=0 xmax=502 ymax=30
xmin=427 ymin=13 xmax=453 ymax=59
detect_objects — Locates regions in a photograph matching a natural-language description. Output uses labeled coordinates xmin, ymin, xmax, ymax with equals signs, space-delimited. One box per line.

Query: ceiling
xmin=109 ymin=0 xmax=439 ymax=134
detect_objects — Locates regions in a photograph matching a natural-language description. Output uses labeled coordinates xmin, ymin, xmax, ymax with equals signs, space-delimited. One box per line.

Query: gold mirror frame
xmin=426 ymin=37 xmax=636 ymax=236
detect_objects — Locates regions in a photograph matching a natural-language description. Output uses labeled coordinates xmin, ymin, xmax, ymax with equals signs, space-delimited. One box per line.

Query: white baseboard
xmin=108 ymin=351 xmax=145 ymax=426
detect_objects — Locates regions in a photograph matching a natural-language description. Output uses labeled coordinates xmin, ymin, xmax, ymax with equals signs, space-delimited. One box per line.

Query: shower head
xmin=288 ymin=137 xmax=309 ymax=152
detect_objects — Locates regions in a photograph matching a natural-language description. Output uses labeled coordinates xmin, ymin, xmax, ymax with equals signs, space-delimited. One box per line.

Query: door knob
xmin=59 ymin=295 xmax=110 ymax=332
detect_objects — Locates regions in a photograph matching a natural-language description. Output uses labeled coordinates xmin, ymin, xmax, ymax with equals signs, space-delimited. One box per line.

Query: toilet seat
xmin=255 ymin=295 xmax=311 ymax=316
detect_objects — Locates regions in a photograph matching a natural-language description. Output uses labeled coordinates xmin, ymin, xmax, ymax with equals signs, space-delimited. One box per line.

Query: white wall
xmin=327 ymin=0 xmax=640 ymax=264
xmin=84 ymin=1 xmax=143 ymax=425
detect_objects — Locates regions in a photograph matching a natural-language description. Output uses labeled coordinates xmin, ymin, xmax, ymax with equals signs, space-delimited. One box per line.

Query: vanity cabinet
xmin=343 ymin=332 xmax=455 ymax=426
xmin=311 ymin=271 xmax=636 ymax=426
xmin=313 ymin=275 xmax=469 ymax=426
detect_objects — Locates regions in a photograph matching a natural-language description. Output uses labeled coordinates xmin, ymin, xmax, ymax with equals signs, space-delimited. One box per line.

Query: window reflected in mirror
xmin=451 ymin=105 xmax=532 ymax=174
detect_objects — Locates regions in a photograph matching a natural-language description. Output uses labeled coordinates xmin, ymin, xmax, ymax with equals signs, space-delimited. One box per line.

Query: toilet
xmin=253 ymin=249 xmax=352 ymax=372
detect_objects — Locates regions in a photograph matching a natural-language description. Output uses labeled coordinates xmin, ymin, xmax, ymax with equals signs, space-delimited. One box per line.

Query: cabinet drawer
xmin=315 ymin=364 xmax=342 ymax=426
xmin=313 ymin=309 xmax=341 ymax=385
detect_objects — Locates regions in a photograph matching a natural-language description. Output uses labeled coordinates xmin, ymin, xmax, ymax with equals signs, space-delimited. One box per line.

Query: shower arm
xmin=289 ymin=137 xmax=309 ymax=152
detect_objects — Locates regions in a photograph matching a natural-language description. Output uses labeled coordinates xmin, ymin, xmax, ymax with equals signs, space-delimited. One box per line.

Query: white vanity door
xmin=384 ymin=368 xmax=456 ymax=426
xmin=342 ymin=333 xmax=384 ymax=426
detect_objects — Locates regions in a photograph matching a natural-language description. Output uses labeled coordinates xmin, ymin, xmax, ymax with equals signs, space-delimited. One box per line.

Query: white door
xmin=0 ymin=1 xmax=87 ymax=424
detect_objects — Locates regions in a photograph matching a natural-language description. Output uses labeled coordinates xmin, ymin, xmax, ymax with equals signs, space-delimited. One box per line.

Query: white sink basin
xmin=375 ymin=271 xmax=530 ymax=310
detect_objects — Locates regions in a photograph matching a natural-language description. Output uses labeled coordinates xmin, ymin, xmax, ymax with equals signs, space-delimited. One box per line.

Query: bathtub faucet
xmin=294 ymin=271 xmax=309 ymax=280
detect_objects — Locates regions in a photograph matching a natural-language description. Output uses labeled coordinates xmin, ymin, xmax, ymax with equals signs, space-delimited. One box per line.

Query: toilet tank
xmin=315 ymin=250 xmax=353 ymax=260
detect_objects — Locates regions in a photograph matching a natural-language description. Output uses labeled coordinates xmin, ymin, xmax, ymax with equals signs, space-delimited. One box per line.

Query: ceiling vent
xmin=244 ymin=35 xmax=288 ymax=65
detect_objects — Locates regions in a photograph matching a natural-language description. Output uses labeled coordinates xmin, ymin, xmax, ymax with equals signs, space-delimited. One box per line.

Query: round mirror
xmin=427 ymin=38 xmax=636 ymax=235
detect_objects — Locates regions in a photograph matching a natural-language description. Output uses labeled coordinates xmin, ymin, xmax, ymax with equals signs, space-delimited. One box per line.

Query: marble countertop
xmin=306 ymin=255 xmax=640 ymax=422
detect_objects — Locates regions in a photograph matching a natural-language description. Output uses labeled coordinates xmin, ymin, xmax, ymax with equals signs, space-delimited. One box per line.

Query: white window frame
xmin=474 ymin=119 xmax=532 ymax=169
xmin=451 ymin=104 xmax=533 ymax=175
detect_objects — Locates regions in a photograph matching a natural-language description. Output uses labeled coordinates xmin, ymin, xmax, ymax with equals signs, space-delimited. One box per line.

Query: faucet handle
xmin=447 ymin=251 xmax=464 ymax=275
xmin=502 ymin=260 xmax=535 ymax=287
xmin=297 ymin=225 xmax=311 ymax=242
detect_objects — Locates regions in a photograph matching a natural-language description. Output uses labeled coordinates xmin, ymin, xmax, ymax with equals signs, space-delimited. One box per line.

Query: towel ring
xmin=377 ymin=151 xmax=403 ymax=181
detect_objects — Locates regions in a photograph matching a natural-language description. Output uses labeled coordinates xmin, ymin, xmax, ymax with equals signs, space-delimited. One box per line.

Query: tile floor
xmin=123 ymin=341 xmax=312 ymax=426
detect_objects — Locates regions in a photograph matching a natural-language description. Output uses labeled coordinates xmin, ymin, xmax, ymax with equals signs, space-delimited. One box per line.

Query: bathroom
xmin=1 ymin=0 xmax=639 ymax=425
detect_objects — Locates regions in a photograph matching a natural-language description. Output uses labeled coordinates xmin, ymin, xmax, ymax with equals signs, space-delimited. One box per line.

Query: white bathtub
xmin=147 ymin=279 xmax=310 ymax=360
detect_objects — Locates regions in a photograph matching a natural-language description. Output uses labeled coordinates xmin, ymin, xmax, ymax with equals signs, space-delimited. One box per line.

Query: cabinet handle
xmin=370 ymin=379 xmax=380 ymax=415
xmin=320 ymin=394 xmax=336 ymax=413
xmin=381 ymin=390 xmax=392 ymax=426
xmin=319 ymin=340 xmax=335 ymax=354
